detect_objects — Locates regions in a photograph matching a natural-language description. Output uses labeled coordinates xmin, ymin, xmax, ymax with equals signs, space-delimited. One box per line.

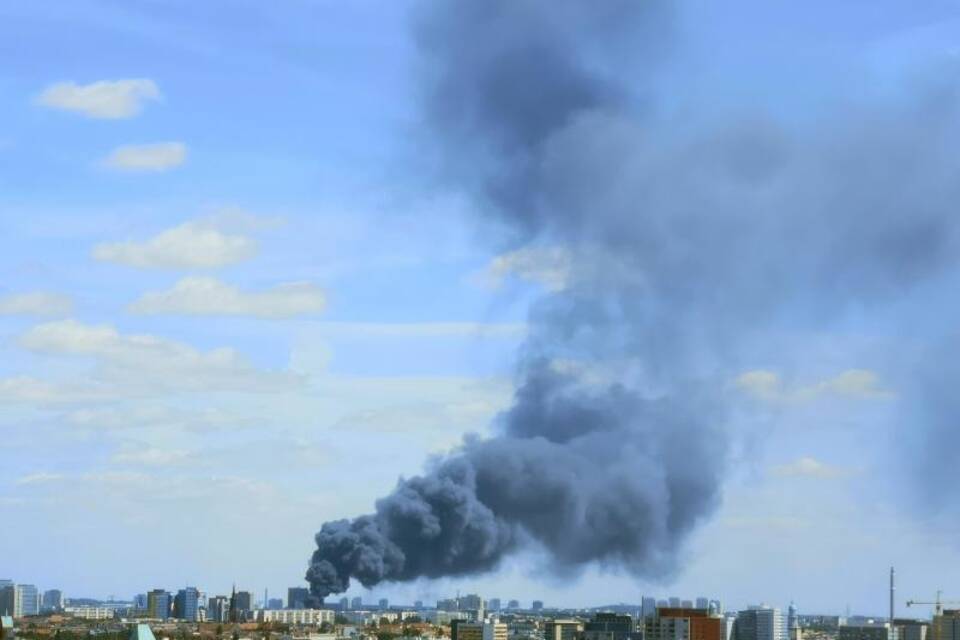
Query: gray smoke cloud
xmin=308 ymin=1 xmax=960 ymax=598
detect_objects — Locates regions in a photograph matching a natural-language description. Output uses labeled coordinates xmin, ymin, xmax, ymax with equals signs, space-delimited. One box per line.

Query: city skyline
xmin=4 ymin=0 xmax=960 ymax=618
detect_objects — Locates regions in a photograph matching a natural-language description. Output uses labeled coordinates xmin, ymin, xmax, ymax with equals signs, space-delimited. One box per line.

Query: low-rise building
xmin=259 ymin=609 xmax=336 ymax=625
xmin=838 ymin=625 xmax=895 ymax=640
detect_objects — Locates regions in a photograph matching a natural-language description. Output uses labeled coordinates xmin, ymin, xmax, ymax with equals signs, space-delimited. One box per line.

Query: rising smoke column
xmin=308 ymin=0 xmax=960 ymax=599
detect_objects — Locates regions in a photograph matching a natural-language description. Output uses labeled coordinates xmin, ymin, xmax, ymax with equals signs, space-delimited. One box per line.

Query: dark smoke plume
xmin=308 ymin=0 xmax=960 ymax=598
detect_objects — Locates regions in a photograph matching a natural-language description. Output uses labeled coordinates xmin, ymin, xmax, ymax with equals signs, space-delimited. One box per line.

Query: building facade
xmin=41 ymin=590 xmax=63 ymax=613
xmin=288 ymin=588 xmax=309 ymax=610
xmin=584 ymin=613 xmax=639 ymax=640
xmin=174 ymin=588 xmax=199 ymax=622
xmin=545 ymin=620 xmax=584 ymax=640
xmin=735 ymin=608 xmax=785 ymax=640
xmin=645 ymin=608 xmax=721 ymax=640
xmin=147 ymin=590 xmax=171 ymax=620
xmin=259 ymin=609 xmax=335 ymax=625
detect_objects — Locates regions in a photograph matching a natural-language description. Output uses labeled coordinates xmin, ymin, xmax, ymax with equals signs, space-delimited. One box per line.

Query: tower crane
xmin=906 ymin=591 xmax=960 ymax=617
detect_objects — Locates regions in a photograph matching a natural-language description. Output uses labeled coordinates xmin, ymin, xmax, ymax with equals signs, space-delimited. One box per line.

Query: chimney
xmin=890 ymin=567 xmax=896 ymax=624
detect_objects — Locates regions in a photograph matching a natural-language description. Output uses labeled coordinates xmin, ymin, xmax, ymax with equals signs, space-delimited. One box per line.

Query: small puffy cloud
xmin=771 ymin=456 xmax=849 ymax=479
xmin=129 ymin=276 xmax=326 ymax=318
xmin=15 ymin=472 xmax=63 ymax=486
xmin=92 ymin=218 xmax=258 ymax=269
xmin=484 ymin=246 xmax=572 ymax=292
xmin=35 ymin=78 xmax=160 ymax=119
xmin=734 ymin=368 xmax=892 ymax=403
xmin=103 ymin=142 xmax=186 ymax=172
xmin=0 ymin=292 xmax=73 ymax=316
xmin=66 ymin=405 xmax=257 ymax=433
xmin=17 ymin=319 xmax=301 ymax=394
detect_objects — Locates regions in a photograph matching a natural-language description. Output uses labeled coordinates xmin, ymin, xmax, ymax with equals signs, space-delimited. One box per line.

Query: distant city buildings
xmin=735 ymin=607 xmax=786 ymax=640
xmin=41 ymin=590 xmax=63 ymax=613
xmin=932 ymin=610 xmax=960 ymax=640
xmin=379 ymin=598 xmax=389 ymax=610
xmin=646 ymin=607 xmax=720 ymax=640
xmin=288 ymin=588 xmax=309 ymax=610
xmin=147 ymin=590 xmax=171 ymax=621
xmin=489 ymin=599 xmax=502 ymax=612
xmin=508 ymin=600 xmax=520 ymax=610
xmin=174 ymin=587 xmax=200 ymax=622
xmin=350 ymin=597 xmax=363 ymax=610
xmin=838 ymin=626 xmax=896 ymax=640
xmin=643 ymin=598 xmax=658 ymax=619
xmin=545 ymin=619 xmax=584 ymax=640
xmin=259 ymin=609 xmax=335 ymax=625
xmin=584 ymin=613 xmax=639 ymax=640
xmin=532 ymin=601 xmax=544 ymax=612
xmin=207 ymin=595 xmax=230 ymax=623
xmin=452 ymin=619 xmax=508 ymax=640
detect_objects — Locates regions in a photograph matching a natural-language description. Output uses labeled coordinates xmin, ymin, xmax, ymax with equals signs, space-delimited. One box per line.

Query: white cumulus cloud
xmin=0 ymin=292 xmax=73 ymax=316
xmin=129 ymin=276 xmax=326 ymax=318
xmin=35 ymin=78 xmax=160 ymax=119
xmin=92 ymin=218 xmax=258 ymax=269
xmin=17 ymin=319 xmax=301 ymax=394
xmin=103 ymin=142 xmax=186 ymax=172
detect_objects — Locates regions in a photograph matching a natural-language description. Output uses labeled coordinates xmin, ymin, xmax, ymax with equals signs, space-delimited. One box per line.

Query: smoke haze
xmin=308 ymin=0 xmax=960 ymax=598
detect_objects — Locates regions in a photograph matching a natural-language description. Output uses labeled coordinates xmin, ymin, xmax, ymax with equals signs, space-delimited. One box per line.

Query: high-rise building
xmin=232 ymin=591 xmax=252 ymax=620
xmin=532 ymin=601 xmax=544 ymax=612
xmin=350 ymin=597 xmax=363 ymax=610
xmin=268 ymin=598 xmax=283 ymax=610
xmin=174 ymin=588 xmax=200 ymax=621
xmin=508 ymin=601 xmax=520 ymax=610
xmin=41 ymin=590 xmax=63 ymax=613
xmin=415 ymin=601 xmax=424 ymax=609
xmin=697 ymin=600 xmax=710 ymax=611
xmin=134 ymin=594 xmax=148 ymax=610
xmin=584 ymin=613 xmax=638 ymax=640
xmin=735 ymin=607 xmax=785 ymax=640
xmin=670 ymin=599 xmax=682 ymax=608
xmin=643 ymin=598 xmax=658 ymax=619
xmin=710 ymin=602 xmax=724 ymax=617
xmin=207 ymin=596 xmax=230 ymax=623
xmin=147 ymin=590 xmax=171 ymax=621
xmin=546 ymin=620 xmax=584 ymax=640
xmin=489 ymin=599 xmax=502 ymax=612
xmin=452 ymin=620 xmax=508 ymax=640
xmin=894 ymin=620 xmax=927 ymax=640
xmin=927 ymin=610 xmax=960 ymax=640
xmin=460 ymin=595 xmax=484 ymax=611
xmin=0 ymin=587 xmax=14 ymax=618
xmin=645 ymin=608 xmax=720 ymax=640
xmin=683 ymin=602 xmax=695 ymax=610
xmin=288 ymin=588 xmax=309 ymax=610
xmin=13 ymin=587 xmax=39 ymax=618
xmin=338 ymin=597 xmax=349 ymax=610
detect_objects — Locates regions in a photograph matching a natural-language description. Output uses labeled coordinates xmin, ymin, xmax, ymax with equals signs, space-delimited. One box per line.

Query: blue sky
xmin=3 ymin=0 xmax=960 ymax=617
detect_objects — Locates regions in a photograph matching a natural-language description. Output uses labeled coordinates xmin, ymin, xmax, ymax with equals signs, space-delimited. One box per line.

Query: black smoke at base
xmin=308 ymin=361 xmax=724 ymax=599
xmin=308 ymin=0 xmax=960 ymax=599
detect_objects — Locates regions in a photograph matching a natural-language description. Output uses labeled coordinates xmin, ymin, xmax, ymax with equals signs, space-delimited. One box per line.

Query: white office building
xmin=736 ymin=607 xmax=785 ymax=640
xmin=258 ymin=609 xmax=335 ymax=625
